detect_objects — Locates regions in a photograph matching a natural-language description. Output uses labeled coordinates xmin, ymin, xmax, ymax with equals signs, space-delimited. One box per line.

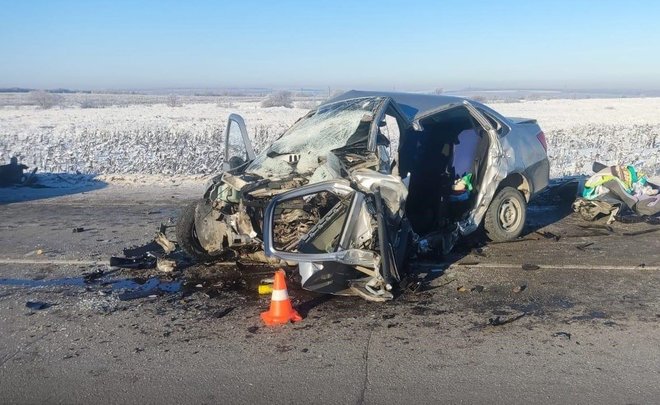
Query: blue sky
xmin=1 ymin=0 xmax=659 ymax=90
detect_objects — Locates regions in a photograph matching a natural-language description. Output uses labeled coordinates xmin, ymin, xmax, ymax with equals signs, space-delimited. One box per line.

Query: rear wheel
xmin=484 ymin=186 xmax=527 ymax=242
xmin=176 ymin=200 xmax=215 ymax=261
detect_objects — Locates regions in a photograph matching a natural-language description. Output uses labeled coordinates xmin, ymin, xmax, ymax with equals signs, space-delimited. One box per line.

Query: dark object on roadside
xmin=213 ymin=307 xmax=235 ymax=319
xmin=622 ymin=228 xmax=660 ymax=237
xmin=575 ymin=242 xmax=594 ymax=251
xmin=488 ymin=312 xmax=526 ymax=326
xmin=72 ymin=227 xmax=85 ymax=233
xmin=26 ymin=300 xmax=54 ymax=310
xmin=83 ymin=268 xmax=105 ymax=282
xmin=0 ymin=157 xmax=30 ymax=186
xmin=109 ymin=253 xmax=157 ymax=269
xmin=536 ymin=231 xmax=561 ymax=241
xmin=615 ymin=213 xmax=660 ymax=225
xmin=552 ymin=331 xmax=572 ymax=340
xmin=522 ymin=263 xmax=540 ymax=271
xmin=574 ymin=162 xmax=660 ymax=223
xmin=471 ymin=247 xmax=487 ymax=257
xmin=471 ymin=285 xmax=485 ymax=293
xmin=122 ymin=241 xmax=163 ymax=257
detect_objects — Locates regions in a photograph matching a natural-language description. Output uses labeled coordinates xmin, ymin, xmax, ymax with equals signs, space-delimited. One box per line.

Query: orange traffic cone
xmin=260 ymin=269 xmax=302 ymax=326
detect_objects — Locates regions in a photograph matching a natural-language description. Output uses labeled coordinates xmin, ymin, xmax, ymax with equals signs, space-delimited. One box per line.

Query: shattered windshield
xmin=246 ymin=97 xmax=384 ymax=180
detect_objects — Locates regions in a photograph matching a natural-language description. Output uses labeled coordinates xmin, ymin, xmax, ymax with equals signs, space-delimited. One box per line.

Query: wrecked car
xmin=176 ymin=91 xmax=549 ymax=301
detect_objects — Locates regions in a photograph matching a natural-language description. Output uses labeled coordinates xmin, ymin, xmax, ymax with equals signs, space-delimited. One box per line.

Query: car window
xmin=478 ymin=108 xmax=509 ymax=136
xmin=246 ymin=97 xmax=384 ymax=178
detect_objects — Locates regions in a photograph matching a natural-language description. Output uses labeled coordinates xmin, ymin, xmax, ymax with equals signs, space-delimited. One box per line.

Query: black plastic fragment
xmin=109 ymin=253 xmax=157 ymax=269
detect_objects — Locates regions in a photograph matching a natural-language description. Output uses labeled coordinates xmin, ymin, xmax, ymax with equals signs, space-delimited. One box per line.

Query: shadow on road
xmin=0 ymin=173 xmax=107 ymax=204
xmin=521 ymin=176 xmax=582 ymax=237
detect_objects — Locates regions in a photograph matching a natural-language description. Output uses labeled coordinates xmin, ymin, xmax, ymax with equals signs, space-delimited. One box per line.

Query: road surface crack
xmin=357 ymin=326 xmax=374 ymax=405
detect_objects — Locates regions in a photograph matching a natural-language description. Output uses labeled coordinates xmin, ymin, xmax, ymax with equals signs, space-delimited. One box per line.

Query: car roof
xmin=323 ymin=90 xmax=469 ymax=121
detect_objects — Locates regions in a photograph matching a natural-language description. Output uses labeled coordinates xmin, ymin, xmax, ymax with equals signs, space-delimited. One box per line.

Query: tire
xmin=484 ymin=186 xmax=527 ymax=242
xmin=176 ymin=200 xmax=215 ymax=261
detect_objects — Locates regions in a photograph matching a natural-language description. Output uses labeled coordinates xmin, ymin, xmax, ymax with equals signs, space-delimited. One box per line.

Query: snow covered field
xmin=1 ymin=95 xmax=658 ymax=180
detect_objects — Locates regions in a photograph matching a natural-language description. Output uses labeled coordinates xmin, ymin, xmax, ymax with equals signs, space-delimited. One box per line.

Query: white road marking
xmin=0 ymin=259 xmax=108 ymax=266
xmin=0 ymin=258 xmax=657 ymax=271
xmin=446 ymin=262 xmax=660 ymax=271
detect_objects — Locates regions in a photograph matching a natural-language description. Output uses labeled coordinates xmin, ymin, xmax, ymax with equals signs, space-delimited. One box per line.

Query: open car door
xmin=222 ymin=114 xmax=256 ymax=171
xmin=412 ymin=100 xmax=509 ymax=236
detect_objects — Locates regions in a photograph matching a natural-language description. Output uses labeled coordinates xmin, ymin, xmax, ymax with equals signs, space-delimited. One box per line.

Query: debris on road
xmin=535 ymin=231 xmax=561 ymax=241
xmin=552 ymin=331 xmax=572 ymax=340
xmin=83 ymin=268 xmax=105 ymax=282
xmin=574 ymin=162 xmax=660 ymax=223
xmin=512 ymin=285 xmax=527 ymax=293
xmin=575 ymin=242 xmax=595 ymax=251
xmin=522 ymin=263 xmax=540 ymax=271
xmin=622 ymin=228 xmax=660 ymax=236
xmin=26 ymin=300 xmax=55 ymax=310
xmin=213 ymin=307 xmax=235 ymax=319
xmin=488 ymin=313 xmax=526 ymax=326
xmin=154 ymin=227 xmax=176 ymax=254
xmin=72 ymin=227 xmax=85 ymax=233
xmin=109 ymin=253 xmax=157 ymax=269
xmin=156 ymin=257 xmax=176 ymax=273
xmin=258 ymin=284 xmax=273 ymax=295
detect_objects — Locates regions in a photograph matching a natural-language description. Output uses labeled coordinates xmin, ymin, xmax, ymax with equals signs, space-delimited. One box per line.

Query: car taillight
xmin=536 ymin=131 xmax=547 ymax=151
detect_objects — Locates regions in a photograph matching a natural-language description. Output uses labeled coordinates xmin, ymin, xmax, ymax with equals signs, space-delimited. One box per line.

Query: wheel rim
xmin=498 ymin=197 xmax=522 ymax=231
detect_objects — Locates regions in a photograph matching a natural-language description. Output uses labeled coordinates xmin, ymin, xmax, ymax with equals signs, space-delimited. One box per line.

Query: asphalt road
xmin=0 ymin=182 xmax=659 ymax=404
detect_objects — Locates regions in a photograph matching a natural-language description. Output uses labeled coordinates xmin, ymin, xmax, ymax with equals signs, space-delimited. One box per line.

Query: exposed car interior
xmin=399 ymin=106 xmax=490 ymax=234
